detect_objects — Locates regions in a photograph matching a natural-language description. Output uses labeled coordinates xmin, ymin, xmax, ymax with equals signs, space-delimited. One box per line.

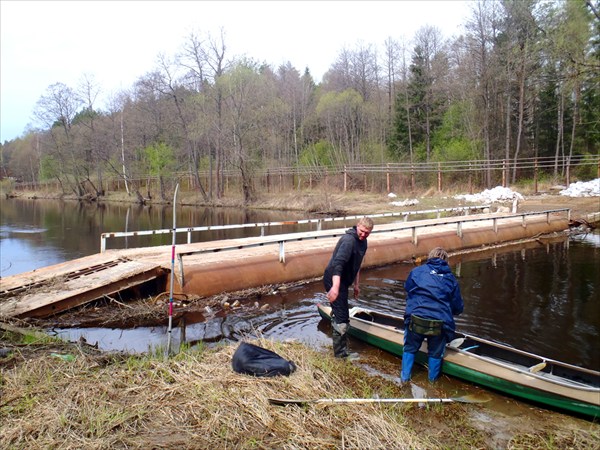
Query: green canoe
xmin=317 ymin=303 xmax=600 ymax=419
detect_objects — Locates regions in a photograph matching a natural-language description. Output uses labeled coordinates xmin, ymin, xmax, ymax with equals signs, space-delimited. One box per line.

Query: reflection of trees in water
xmin=1 ymin=197 xmax=307 ymax=260
xmin=455 ymin=241 xmax=597 ymax=369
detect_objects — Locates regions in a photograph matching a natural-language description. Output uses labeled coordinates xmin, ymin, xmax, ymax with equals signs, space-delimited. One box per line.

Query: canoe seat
xmin=529 ymin=361 xmax=547 ymax=373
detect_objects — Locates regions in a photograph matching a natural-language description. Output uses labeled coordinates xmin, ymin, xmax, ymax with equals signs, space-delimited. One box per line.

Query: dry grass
xmin=2 ymin=331 xmax=599 ymax=449
xmin=1 ymin=338 xmax=433 ymax=449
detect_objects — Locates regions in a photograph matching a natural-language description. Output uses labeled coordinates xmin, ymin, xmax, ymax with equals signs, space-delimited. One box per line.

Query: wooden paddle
xmin=268 ymin=394 xmax=491 ymax=407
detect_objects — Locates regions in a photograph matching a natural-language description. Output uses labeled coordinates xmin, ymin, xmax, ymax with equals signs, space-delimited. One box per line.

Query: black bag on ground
xmin=231 ymin=342 xmax=297 ymax=377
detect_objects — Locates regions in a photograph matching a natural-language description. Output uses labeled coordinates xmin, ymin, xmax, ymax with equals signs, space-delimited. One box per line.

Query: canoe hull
xmin=317 ymin=304 xmax=600 ymax=419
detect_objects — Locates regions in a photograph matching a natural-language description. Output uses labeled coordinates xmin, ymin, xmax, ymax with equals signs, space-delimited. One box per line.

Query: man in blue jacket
xmin=401 ymin=247 xmax=464 ymax=382
xmin=323 ymin=217 xmax=374 ymax=358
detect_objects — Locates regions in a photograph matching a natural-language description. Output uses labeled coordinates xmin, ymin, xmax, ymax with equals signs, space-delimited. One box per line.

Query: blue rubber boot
xmin=428 ymin=357 xmax=443 ymax=382
xmin=400 ymin=352 xmax=415 ymax=382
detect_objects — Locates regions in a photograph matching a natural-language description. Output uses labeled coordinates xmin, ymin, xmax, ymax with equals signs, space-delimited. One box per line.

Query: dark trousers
xmin=324 ymin=279 xmax=350 ymax=357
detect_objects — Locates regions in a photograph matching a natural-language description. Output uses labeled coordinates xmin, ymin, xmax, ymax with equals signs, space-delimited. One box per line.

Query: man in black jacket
xmin=323 ymin=217 xmax=374 ymax=358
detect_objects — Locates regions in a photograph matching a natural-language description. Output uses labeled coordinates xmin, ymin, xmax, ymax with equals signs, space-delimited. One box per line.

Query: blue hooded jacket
xmin=404 ymin=257 xmax=464 ymax=339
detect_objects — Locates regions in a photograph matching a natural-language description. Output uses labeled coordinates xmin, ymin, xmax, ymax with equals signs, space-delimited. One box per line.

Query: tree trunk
xmin=512 ymin=56 xmax=527 ymax=184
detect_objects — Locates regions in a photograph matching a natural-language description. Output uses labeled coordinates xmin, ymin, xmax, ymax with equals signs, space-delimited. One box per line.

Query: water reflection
xmin=0 ymin=197 xmax=312 ymax=276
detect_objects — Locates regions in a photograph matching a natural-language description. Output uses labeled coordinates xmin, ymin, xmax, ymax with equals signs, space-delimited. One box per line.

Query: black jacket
xmin=323 ymin=226 xmax=368 ymax=287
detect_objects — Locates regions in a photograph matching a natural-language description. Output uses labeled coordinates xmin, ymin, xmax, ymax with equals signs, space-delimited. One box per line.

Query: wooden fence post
xmin=534 ymin=158 xmax=538 ymax=194
xmin=411 ymin=165 xmax=415 ymax=192
xmin=437 ymin=162 xmax=442 ymax=192
xmin=386 ymin=164 xmax=390 ymax=193
xmin=468 ymin=163 xmax=473 ymax=194
xmin=344 ymin=166 xmax=347 ymax=192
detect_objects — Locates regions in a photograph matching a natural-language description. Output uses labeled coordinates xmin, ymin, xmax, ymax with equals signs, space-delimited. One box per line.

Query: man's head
xmin=428 ymin=247 xmax=448 ymax=261
xmin=356 ymin=217 xmax=374 ymax=241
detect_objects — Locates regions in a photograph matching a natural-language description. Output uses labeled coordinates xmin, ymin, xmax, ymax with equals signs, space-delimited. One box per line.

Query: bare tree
xmin=499 ymin=0 xmax=542 ymax=182
xmin=383 ymin=37 xmax=401 ymax=125
xmin=220 ymin=60 xmax=272 ymax=204
xmin=155 ymin=52 xmax=209 ymax=201
xmin=465 ymin=0 xmax=503 ymax=186
xmin=411 ymin=25 xmax=449 ymax=160
xmin=179 ymin=29 xmax=230 ymax=199
xmin=34 ymin=82 xmax=86 ymax=195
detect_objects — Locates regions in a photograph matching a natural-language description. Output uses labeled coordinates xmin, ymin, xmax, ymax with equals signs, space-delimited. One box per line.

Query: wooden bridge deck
xmin=0 ymin=254 xmax=165 ymax=318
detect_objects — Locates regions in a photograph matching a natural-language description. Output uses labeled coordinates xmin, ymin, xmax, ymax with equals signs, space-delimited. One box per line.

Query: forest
xmin=0 ymin=0 xmax=598 ymax=204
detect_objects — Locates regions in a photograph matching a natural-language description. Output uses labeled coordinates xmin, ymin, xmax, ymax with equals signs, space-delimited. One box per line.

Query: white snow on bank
xmin=454 ymin=186 xmax=524 ymax=203
xmin=389 ymin=198 xmax=420 ymax=207
xmin=559 ymin=179 xmax=600 ymax=197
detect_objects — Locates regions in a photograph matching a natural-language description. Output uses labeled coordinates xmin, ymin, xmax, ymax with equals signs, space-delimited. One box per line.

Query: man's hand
xmin=327 ymin=275 xmax=341 ymax=302
xmin=353 ymin=285 xmax=360 ymax=300
xmin=327 ymin=286 xmax=339 ymax=302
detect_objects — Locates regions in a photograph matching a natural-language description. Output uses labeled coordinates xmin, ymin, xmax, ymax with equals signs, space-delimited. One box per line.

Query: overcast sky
xmin=0 ymin=0 xmax=472 ymax=143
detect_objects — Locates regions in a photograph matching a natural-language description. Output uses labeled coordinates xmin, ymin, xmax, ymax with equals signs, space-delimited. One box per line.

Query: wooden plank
xmin=0 ymin=253 xmax=125 ymax=293
xmin=0 ymin=260 xmax=163 ymax=318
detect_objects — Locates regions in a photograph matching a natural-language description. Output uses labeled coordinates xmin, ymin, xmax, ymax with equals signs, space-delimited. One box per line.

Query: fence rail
xmin=12 ymin=155 xmax=600 ymax=194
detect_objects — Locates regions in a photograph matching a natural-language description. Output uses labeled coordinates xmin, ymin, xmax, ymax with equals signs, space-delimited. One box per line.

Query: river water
xmin=1 ymin=197 xmax=599 ymax=373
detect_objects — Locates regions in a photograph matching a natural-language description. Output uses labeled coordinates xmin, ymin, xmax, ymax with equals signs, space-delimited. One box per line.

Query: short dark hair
xmin=428 ymin=247 xmax=448 ymax=260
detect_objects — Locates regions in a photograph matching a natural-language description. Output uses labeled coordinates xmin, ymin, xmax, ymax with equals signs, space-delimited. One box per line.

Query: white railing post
xmin=279 ymin=241 xmax=285 ymax=263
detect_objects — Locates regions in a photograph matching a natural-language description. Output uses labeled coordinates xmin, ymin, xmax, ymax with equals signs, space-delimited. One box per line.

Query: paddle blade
xmin=448 ymin=337 xmax=465 ymax=348
xmin=452 ymin=394 xmax=492 ymax=404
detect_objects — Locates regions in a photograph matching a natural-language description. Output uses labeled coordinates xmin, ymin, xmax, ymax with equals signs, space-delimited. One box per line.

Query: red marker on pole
xmin=166 ymin=183 xmax=179 ymax=356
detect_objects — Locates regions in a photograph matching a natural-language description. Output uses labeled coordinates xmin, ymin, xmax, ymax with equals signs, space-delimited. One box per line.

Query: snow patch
xmin=389 ymin=198 xmax=420 ymax=207
xmin=454 ymin=186 xmax=524 ymax=203
xmin=559 ymin=179 xmax=600 ymax=197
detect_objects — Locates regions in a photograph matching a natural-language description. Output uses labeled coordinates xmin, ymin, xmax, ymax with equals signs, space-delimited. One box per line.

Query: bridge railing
xmin=175 ymin=208 xmax=570 ymax=286
xmin=100 ymin=205 xmax=490 ymax=253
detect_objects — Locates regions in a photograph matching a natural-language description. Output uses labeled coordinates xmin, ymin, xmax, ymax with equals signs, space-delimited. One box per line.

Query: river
xmin=1 ymin=197 xmax=598 ymax=372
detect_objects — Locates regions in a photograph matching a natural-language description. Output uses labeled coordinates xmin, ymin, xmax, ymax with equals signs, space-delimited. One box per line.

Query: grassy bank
xmin=1 ymin=328 xmax=598 ymax=449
